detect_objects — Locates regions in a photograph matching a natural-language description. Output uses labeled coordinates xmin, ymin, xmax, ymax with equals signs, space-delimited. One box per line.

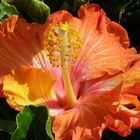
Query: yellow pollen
xmin=59 ymin=22 xmax=69 ymax=31
xmin=45 ymin=22 xmax=81 ymax=68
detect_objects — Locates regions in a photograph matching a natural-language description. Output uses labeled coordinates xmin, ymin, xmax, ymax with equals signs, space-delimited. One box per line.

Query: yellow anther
xmin=59 ymin=22 xmax=69 ymax=31
xmin=45 ymin=22 xmax=81 ymax=68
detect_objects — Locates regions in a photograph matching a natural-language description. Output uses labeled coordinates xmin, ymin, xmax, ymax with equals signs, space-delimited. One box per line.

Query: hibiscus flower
xmin=0 ymin=4 xmax=140 ymax=140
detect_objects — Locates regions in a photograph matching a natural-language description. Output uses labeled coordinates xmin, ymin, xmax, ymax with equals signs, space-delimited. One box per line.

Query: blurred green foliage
xmin=0 ymin=0 xmax=19 ymax=21
xmin=11 ymin=105 xmax=53 ymax=140
xmin=11 ymin=0 xmax=50 ymax=23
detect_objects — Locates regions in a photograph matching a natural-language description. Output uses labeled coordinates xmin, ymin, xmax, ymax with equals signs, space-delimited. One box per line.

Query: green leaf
xmin=46 ymin=115 xmax=54 ymax=140
xmin=11 ymin=105 xmax=54 ymax=140
xmin=12 ymin=0 xmax=50 ymax=23
xmin=11 ymin=106 xmax=35 ymax=140
xmin=0 ymin=0 xmax=19 ymax=21
xmin=0 ymin=119 xmax=16 ymax=134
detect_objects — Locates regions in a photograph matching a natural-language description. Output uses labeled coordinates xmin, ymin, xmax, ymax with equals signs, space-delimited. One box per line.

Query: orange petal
xmin=81 ymin=60 xmax=140 ymax=106
xmin=3 ymin=66 xmax=55 ymax=111
xmin=119 ymin=93 xmax=140 ymax=106
xmin=44 ymin=10 xmax=73 ymax=26
xmin=116 ymin=60 xmax=140 ymax=106
xmin=53 ymin=85 xmax=140 ymax=140
xmin=71 ymin=4 xmax=139 ymax=81
xmin=0 ymin=16 xmax=50 ymax=78
xmin=120 ymin=61 xmax=140 ymax=91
